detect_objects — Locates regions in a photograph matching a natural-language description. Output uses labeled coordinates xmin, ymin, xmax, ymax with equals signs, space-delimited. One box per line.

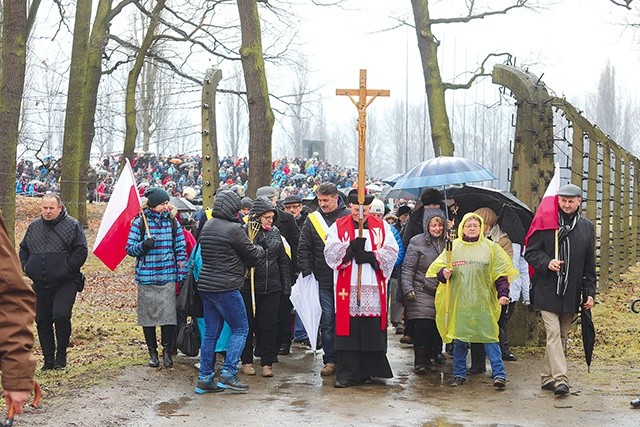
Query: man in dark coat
xmin=19 ymin=193 xmax=88 ymax=371
xmin=256 ymin=186 xmax=300 ymax=355
xmin=297 ymin=182 xmax=349 ymax=376
xmin=524 ymin=183 xmax=596 ymax=396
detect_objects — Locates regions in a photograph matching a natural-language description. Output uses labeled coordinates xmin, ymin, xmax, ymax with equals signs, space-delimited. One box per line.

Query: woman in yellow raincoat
xmin=426 ymin=213 xmax=518 ymax=389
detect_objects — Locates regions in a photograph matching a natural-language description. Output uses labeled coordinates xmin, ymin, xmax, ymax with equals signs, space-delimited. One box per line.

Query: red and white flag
xmin=525 ymin=162 xmax=560 ymax=246
xmin=93 ymin=159 xmax=141 ymax=270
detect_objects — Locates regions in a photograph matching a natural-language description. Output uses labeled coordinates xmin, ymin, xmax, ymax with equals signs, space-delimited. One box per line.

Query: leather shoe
xmin=554 ymin=383 xmax=570 ymax=395
xmin=502 ymin=352 xmax=518 ymax=361
xmin=334 ymin=378 xmax=360 ymax=388
xmin=541 ymin=381 xmax=555 ymax=391
xmin=631 ymin=397 xmax=640 ymax=408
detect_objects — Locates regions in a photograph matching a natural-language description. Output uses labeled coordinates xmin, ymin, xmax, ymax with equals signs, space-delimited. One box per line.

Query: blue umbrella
xmin=381 ymin=173 xmax=403 ymax=186
xmin=393 ymin=156 xmax=497 ymax=191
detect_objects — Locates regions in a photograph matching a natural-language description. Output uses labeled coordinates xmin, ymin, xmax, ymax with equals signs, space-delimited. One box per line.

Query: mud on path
xmin=11 ymin=332 xmax=639 ymax=427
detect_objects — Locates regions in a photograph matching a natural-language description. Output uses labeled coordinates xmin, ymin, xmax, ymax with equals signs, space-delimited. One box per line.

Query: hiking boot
xmin=493 ymin=377 xmax=507 ymax=388
xmin=262 ymin=365 xmax=273 ymax=377
xmin=217 ymin=372 xmax=249 ymax=392
xmin=450 ymin=376 xmax=466 ymax=387
xmin=241 ymin=364 xmax=256 ymax=375
xmin=195 ymin=374 xmax=224 ymax=394
xmin=148 ymin=349 xmax=160 ymax=368
xmin=320 ymin=363 xmax=337 ymax=376
xmin=41 ymin=361 xmax=55 ymax=371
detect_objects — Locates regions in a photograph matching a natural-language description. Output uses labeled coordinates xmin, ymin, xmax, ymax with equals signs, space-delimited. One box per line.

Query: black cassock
xmin=335 ymin=316 xmax=393 ymax=381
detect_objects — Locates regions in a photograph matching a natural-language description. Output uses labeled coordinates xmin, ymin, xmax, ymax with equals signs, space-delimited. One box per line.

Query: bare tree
xmin=222 ymin=65 xmax=248 ymax=157
xmin=409 ymin=0 xmax=527 ymax=156
xmin=237 ymin=0 xmax=274 ymax=196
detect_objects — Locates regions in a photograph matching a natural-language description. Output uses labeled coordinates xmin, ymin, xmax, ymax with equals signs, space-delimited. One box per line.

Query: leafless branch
xmin=609 ymin=0 xmax=634 ymax=9
xmin=432 ymin=1 xmax=531 ymax=25
xmin=443 ymin=52 xmax=513 ymax=90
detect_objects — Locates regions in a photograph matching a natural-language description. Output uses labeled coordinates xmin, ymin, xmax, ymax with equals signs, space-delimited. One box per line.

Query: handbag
xmin=177 ymin=269 xmax=204 ymax=317
xmin=176 ymin=317 xmax=200 ymax=357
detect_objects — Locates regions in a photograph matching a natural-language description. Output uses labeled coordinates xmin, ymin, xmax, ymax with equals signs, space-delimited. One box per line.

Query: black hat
xmin=396 ymin=205 xmax=412 ymax=217
xmin=282 ymin=195 xmax=302 ymax=205
xmin=420 ymin=188 xmax=443 ymax=207
xmin=240 ymin=197 xmax=253 ymax=209
xmin=144 ymin=187 xmax=170 ymax=208
xmin=557 ymin=183 xmax=582 ymax=197
xmin=250 ymin=196 xmax=277 ymax=219
xmin=347 ymin=189 xmax=374 ymax=205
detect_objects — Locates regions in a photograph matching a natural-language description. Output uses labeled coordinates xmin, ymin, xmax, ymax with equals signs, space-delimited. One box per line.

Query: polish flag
xmin=525 ymin=162 xmax=560 ymax=246
xmin=93 ymin=159 xmax=141 ymax=270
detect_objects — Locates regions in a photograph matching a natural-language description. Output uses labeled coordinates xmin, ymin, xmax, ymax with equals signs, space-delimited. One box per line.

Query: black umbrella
xmin=449 ymin=185 xmax=533 ymax=245
xmin=578 ymin=289 xmax=595 ymax=373
xmin=170 ymin=196 xmax=197 ymax=212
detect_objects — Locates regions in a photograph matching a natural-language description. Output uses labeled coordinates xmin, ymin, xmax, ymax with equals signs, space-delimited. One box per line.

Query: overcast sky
xmin=293 ymin=0 xmax=640 ymax=121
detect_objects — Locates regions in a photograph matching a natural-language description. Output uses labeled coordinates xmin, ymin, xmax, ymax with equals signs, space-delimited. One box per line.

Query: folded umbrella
xmin=289 ymin=273 xmax=322 ymax=352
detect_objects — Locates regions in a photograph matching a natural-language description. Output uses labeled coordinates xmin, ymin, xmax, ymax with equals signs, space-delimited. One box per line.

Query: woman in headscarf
xmin=239 ymin=197 xmax=292 ymax=378
xmin=401 ymin=209 xmax=447 ymax=373
xmin=427 ymin=213 xmax=518 ymax=389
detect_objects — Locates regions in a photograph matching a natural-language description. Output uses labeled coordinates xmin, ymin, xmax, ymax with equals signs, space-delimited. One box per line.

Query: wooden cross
xmin=338 ymin=288 xmax=349 ymax=301
xmin=336 ymin=69 xmax=389 ymax=306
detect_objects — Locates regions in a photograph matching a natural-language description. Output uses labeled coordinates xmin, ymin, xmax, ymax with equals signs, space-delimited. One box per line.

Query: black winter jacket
xmin=242 ymin=225 xmax=292 ymax=296
xmin=274 ymin=208 xmax=300 ymax=274
xmin=197 ymin=191 xmax=264 ymax=293
xmin=524 ymin=213 xmax=596 ymax=314
xmin=19 ymin=209 xmax=88 ymax=288
xmin=297 ymin=205 xmax=350 ymax=288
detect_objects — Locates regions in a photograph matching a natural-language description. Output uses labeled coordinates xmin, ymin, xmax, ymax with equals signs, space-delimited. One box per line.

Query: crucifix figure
xmin=336 ymin=69 xmax=390 ymax=305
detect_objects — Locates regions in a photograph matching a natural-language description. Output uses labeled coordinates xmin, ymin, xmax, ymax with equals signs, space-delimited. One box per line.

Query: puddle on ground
xmin=155 ymin=396 xmax=191 ymax=416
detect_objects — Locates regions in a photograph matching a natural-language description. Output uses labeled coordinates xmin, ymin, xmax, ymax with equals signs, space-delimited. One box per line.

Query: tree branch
xmin=432 ymin=1 xmax=530 ymax=25
xmin=443 ymin=52 xmax=513 ymax=90
xmin=609 ymin=0 xmax=634 ymax=9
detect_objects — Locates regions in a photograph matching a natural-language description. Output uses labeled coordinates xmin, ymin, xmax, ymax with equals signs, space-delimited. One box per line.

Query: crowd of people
xmin=5 ymin=160 xmax=615 ymax=418
xmin=14 ymin=153 xmax=374 ymax=203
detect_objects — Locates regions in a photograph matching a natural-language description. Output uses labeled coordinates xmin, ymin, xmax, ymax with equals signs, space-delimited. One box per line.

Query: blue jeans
xmin=452 ymin=340 xmax=506 ymax=380
xmin=318 ymin=286 xmax=337 ymax=364
xmin=198 ymin=290 xmax=248 ymax=378
xmin=293 ymin=313 xmax=309 ymax=341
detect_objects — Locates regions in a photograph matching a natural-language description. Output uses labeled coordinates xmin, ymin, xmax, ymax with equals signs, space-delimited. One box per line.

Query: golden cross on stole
xmin=338 ymin=288 xmax=349 ymax=301
xmin=336 ymin=69 xmax=389 ymax=306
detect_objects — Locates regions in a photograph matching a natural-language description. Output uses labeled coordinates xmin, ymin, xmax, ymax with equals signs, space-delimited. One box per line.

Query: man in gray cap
xmin=524 ymin=183 xmax=595 ymax=396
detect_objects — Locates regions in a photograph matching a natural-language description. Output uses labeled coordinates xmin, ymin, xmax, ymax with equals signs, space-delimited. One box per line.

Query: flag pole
xmin=140 ymin=209 xmax=151 ymax=239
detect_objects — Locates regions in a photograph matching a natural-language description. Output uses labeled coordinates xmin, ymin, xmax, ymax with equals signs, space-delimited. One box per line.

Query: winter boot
xmin=414 ymin=346 xmax=429 ymax=374
xmin=54 ymin=349 xmax=67 ymax=370
xmin=163 ymin=349 xmax=174 ymax=368
xmin=148 ymin=349 xmax=160 ymax=368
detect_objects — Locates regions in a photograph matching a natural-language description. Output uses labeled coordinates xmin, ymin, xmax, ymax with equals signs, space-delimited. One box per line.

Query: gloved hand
xmin=349 ymin=237 xmax=366 ymax=254
xmin=405 ymin=290 xmax=416 ymax=301
xmin=342 ymin=247 xmax=355 ymax=264
xmin=354 ymin=251 xmax=378 ymax=269
xmin=142 ymin=237 xmax=156 ymax=252
xmin=256 ymin=238 xmax=269 ymax=251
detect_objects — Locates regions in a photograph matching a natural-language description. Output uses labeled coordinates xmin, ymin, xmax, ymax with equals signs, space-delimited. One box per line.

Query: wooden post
xmin=336 ymin=69 xmax=389 ymax=305
xmin=201 ymin=67 xmax=223 ymax=209
xmin=600 ymin=142 xmax=611 ymax=288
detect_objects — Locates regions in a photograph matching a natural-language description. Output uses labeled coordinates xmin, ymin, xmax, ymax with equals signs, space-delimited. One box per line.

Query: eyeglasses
xmin=262 ymin=215 xmax=275 ymax=221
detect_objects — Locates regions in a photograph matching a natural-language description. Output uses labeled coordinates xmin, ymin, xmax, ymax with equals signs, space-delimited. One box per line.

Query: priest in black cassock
xmin=324 ymin=189 xmax=399 ymax=388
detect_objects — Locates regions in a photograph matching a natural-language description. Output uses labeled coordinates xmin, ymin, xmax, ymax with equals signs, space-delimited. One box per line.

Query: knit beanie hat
xmin=145 ymin=187 xmax=170 ymax=208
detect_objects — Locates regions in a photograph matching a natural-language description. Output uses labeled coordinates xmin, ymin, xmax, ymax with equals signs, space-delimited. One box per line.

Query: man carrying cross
xmin=324 ymin=189 xmax=399 ymax=388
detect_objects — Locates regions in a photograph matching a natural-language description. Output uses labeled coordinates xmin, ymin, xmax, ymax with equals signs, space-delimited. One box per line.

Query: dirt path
xmin=11 ymin=333 xmax=638 ymax=427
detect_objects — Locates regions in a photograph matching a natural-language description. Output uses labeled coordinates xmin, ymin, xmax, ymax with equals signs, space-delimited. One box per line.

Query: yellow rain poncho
xmin=426 ymin=213 xmax=518 ymax=344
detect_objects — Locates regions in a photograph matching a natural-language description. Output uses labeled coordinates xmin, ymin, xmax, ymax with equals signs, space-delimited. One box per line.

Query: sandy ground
xmin=10 ymin=331 xmax=640 ymax=427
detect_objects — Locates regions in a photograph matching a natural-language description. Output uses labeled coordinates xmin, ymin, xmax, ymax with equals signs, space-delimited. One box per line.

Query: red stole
xmin=334 ymin=215 xmax=387 ymax=336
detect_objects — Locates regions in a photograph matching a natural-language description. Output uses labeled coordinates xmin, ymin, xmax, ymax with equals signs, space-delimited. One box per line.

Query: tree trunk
xmin=0 ymin=0 xmax=28 ymax=240
xmin=411 ymin=0 xmax=454 ymax=157
xmin=61 ymin=0 xmax=113 ymax=224
xmin=237 ymin=0 xmax=274 ymax=197
xmin=123 ymin=0 xmax=166 ymax=165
